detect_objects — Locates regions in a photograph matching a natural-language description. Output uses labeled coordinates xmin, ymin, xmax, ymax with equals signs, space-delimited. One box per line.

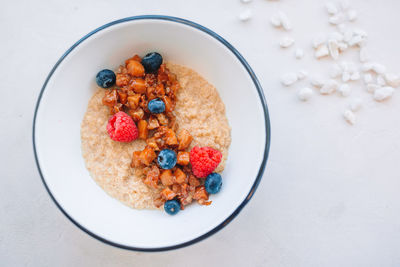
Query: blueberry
xmin=141 ymin=52 xmax=163 ymax=73
xmin=96 ymin=69 xmax=116 ymax=88
xmin=164 ymin=199 xmax=180 ymax=215
xmin=205 ymin=173 xmax=222 ymax=194
xmin=148 ymin=98 xmax=165 ymax=114
xmin=158 ymin=149 xmax=177 ymax=169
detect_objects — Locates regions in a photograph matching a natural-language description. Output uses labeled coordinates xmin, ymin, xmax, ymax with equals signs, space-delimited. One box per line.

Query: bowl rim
xmin=32 ymin=15 xmax=271 ymax=252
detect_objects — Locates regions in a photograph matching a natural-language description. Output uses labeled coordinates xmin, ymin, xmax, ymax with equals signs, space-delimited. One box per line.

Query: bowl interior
xmin=34 ymin=18 xmax=267 ymax=249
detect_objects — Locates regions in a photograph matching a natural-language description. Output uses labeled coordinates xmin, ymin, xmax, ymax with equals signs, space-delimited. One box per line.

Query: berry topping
xmin=141 ymin=52 xmax=163 ymax=73
xmin=106 ymin=111 xmax=138 ymax=142
xmin=164 ymin=199 xmax=180 ymax=215
xmin=205 ymin=173 xmax=222 ymax=194
xmin=96 ymin=69 xmax=116 ymax=88
xmin=148 ymin=98 xmax=166 ymax=114
xmin=190 ymin=146 xmax=222 ymax=178
xmin=157 ymin=149 xmax=177 ymax=170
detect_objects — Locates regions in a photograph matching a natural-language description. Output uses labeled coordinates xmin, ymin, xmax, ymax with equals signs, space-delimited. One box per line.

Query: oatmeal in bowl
xmin=33 ymin=16 xmax=269 ymax=251
xmin=81 ymin=52 xmax=231 ymax=214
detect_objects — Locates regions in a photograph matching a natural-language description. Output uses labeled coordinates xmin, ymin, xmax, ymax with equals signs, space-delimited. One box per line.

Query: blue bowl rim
xmin=32 ymin=15 xmax=271 ymax=252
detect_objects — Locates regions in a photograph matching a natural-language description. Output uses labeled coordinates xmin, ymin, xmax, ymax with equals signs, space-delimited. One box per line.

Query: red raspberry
xmin=190 ymin=146 xmax=222 ymax=178
xmin=106 ymin=111 xmax=138 ymax=142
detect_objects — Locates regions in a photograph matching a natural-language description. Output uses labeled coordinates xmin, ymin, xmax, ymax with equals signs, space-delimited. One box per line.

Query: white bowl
xmin=33 ymin=16 xmax=270 ymax=251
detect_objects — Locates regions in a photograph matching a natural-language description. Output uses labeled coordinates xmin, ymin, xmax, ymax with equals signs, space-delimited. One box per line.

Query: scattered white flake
xmin=311 ymin=77 xmax=325 ymax=88
xmin=281 ymin=73 xmax=298 ymax=86
xmin=362 ymin=62 xmax=374 ymax=72
xmin=297 ymin=87 xmax=313 ymax=101
xmin=278 ymin=12 xmax=292 ymax=30
xmin=377 ymin=75 xmax=386 ymax=86
xmin=328 ymin=39 xmax=339 ymax=60
xmin=239 ymin=9 xmax=252 ymax=21
xmin=312 ymin=35 xmax=326 ymax=49
xmin=241 ymin=0 xmax=252 ymax=3
xmin=350 ymin=72 xmax=361 ymax=81
xmin=359 ymin=47 xmax=369 ymax=63
xmin=280 ymin=37 xmax=295 ymax=48
xmin=325 ymin=2 xmax=339 ymax=15
xmin=315 ymin=44 xmax=329 ymax=59
xmin=384 ymin=73 xmax=400 ymax=88
xmin=340 ymin=0 xmax=350 ymax=10
xmin=342 ymin=72 xmax=351 ymax=82
xmin=349 ymin=98 xmax=362 ymax=111
xmin=329 ymin=13 xmax=345 ymax=25
xmin=348 ymin=35 xmax=364 ymax=47
xmin=330 ymin=64 xmax=343 ymax=78
xmin=366 ymin=83 xmax=380 ymax=94
xmin=373 ymin=86 xmax=394 ymax=101
xmin=270 ymin=14 xmax=282 ymax=27
xmin=295 ymin=48 xmax=305 ymax=59
xmin=343 ymin=109 xmax=356 ymax=125
xmin=363 ymin=73 xmax=373 ymax=84
xmin=320 ymin=79 xmax=339 ymax=94
xmin=372 ymin=63 xmax=386 ymax=74
xmin=297 ymin=70 xmax=308 ymax=80
xmin=338 ymin=84 xmax=351 ymax=97
xmin=347 ymin=9 xmax=358 ymax=21
xmin=338 ymin=42 xmax=348 ymax=52
xmin=353 ymin=29 xmax=368 ymax=37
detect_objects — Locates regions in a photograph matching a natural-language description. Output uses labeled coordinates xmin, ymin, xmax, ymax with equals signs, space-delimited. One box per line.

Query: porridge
xmin=81 ymin=52 xmax=230 ymax=214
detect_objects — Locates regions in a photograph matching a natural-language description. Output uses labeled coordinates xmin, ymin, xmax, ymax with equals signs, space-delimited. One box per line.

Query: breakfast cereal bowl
xmin=33 ymin=16 xmax=270 ymax=251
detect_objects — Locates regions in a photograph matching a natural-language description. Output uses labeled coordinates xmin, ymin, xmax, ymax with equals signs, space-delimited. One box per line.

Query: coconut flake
xmin=373 ymin=86 xmax=394 ymax=101
xmin=297 ymin=87 xmax=313 ymax=101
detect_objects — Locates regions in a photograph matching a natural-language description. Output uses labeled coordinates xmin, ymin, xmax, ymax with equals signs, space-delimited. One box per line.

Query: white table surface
xmin=2 ymin=0 xmax=400 ymax=266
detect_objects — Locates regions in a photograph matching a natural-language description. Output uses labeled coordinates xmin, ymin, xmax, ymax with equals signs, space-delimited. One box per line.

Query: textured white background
xmin=1 ymin=0 xmax=400 ymax=266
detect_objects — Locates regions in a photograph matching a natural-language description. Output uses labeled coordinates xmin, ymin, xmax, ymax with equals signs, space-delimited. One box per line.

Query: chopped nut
xmin=139 ymin=147 xmax=156 ymax=166
xmin=147 ymin=116 xmax=160 ymax=130
xmin=129 ymin=78 xmax=147 ymax=94
xmin=128 ymin=108 xmax=144 ymax=122
xmin=188 ymin=175 xmax=200 ymax=187
xmin=165 ymin=128 xmax=178 ymax=146
xmin=143 ymin=165 xmax=159 ymax=188
xmin=177 ymin=151 xmax=190 ymax=165
xmin=127 ymin=94 xmax=141 ymax=110
xmin=174 ymin=168 xmax=187 ymax=184
xmin=168 ymin=116 xmax=179 ymax=132
xmin=146 ymin=137 xmax=160 ymax=151
xmin=138 ymin=120 xmax=148 ymax=139
xmin=177 ymin=129 xmax=193 ymax=150
xmin=172 ymin=184 xmax=181 ymax=194
xmin=110 ymin=103 xmax=123 ymax=114
xmin=193 ymin=185 xmax=209 ymax=201
xmin=117 ymin=90 xmax=128 ymax=105
xmin=126 ymin=60 xmax=145 ymax=77
xmin=125 ymin=54 xmax=141 ymax=65
xmin=156 ymin=113 xmax=168 ymax=126
xmin=162 ymin=95 xmax=174 ymax=112
xmin=131 ymin=151 xmax=142 ymax=168
xmin=102 ymin=89 xmax=118 ymax=107
xmin=145 ymin=73 xmax=157 ymax=87
xmin=155 ymin=83 xmax=165 ymax=96
xmin=160 ymin=169 xmax=175 ymax=186
xmin=116 ymin=73 xmax=130 ymax=87
xmin=161 ymin=187 xmax=176 ymax=200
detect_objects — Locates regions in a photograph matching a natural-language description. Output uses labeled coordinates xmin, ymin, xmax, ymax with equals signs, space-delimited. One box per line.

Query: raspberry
xmin=189 ymin=146 xmax=222 ymax=178
xmin=106 ymin=111 xmax=138 ymax=142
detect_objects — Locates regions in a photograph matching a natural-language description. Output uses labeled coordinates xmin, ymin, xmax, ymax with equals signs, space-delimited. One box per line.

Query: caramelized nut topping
xmin=101 ymin=59 xmax=218 ymax=211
